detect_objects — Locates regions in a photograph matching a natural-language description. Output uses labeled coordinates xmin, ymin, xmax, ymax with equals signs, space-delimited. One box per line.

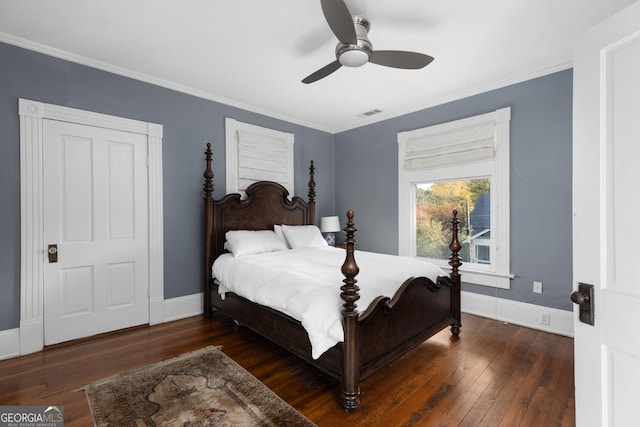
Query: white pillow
xmin=281 ymin=225 xmax=328 ymax=249
xmin=225 ymin=230 xmax=288 ymax=257
xmin=273 ymin=225 xmax=290 ymax=248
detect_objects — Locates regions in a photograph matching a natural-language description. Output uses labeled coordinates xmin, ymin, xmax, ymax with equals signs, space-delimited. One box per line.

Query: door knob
xmin=570 ymin=290 xmax=587 ymax=305
xmin=571 ymin=282 xmax=594 ymax=325
xmin=48 ymin=244 xmax=58 ymax=263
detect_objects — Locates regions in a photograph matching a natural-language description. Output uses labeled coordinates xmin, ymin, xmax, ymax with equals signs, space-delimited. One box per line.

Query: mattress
xmin=212 ymin=246 xmax=445 ymax=359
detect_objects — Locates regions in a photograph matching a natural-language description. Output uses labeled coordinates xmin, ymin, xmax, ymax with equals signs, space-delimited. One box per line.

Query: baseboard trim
xmin=0 ymin=328 xmax=20 ymax=360
xmin=149 ymin=296 xmax=165 ymax=326
xmin=461 ymin=291 xmax=574 ymax=337
xmin=163 ymin=292 xmax=204 ymax=323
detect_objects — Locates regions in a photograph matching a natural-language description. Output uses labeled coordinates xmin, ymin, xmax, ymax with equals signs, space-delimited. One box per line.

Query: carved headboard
xmin=210 ymin=180 xmax=315 ymax=260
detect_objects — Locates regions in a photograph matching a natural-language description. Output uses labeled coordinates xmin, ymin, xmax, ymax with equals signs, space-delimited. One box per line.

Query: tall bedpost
xmin=308 ymin=160 xmax=316 ymax=225
xmin=340 ymin=210 xmax=360 ymax=412
xmin=203 ymin=143 xmax=215 ymax=319
xmin=448 ymin=209 xmax=462 ymax=335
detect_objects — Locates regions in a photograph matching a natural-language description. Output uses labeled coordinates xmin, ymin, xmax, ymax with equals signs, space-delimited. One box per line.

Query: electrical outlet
xmin=540 ymin=312 xmax=550 ymax=325
xmin=533 ymin=281 xmax=543 ymax=294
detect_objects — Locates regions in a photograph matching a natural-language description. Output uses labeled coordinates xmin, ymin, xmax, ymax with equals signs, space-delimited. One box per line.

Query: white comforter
xmin=212 ymin=246 xmax=445 ymax=359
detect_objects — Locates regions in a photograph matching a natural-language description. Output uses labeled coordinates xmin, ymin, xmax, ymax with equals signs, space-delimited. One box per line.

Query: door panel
xmin=60 ymin=266 xmax=93 ymax=317
xmin=61 ymin=136 xmax=94 ymax=242
xmin=573 ymin=2 xmax=640 ymax=426
xmin=108 ymin=261 xmax=136 ymax=308
xmin=43 ymin=119 xmax=149 ymax=345
xmin=108 ymin=142 xmax=136 ymax=240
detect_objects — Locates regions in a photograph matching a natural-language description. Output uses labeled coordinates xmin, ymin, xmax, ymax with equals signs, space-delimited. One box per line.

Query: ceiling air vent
xmin=360 ymin=109 xmax=382 ymax=117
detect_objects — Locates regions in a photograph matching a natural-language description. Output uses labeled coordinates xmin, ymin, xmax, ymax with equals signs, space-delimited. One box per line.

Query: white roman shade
xmin=236 ymin=129 xmax=290 ymax=190
xmin=226 ymin=118 xmax=294 ymax=196
xmin=403 ymin=122 xmax=495 ymax=171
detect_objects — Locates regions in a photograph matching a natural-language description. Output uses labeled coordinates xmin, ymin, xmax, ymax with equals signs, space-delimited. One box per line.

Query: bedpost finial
xmin=448 ymin=209 xmax=462 ymax=275
xmin=341 ymin=210 xmax=359 ymax=313
xmin=308 ymin=160 xmax=316 ymax=204
xmin=343 ymin=210 xmax=357 ymax=248
xmin=203 ymin=143 xmax=214 ymax=198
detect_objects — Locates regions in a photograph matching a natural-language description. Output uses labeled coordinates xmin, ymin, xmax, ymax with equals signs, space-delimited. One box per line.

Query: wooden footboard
xmin=358 ymin=276 xmax=457 ymax=376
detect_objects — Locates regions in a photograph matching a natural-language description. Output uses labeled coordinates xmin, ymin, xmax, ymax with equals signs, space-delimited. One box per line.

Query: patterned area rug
xmin=81 ymin=346 xmax=316 ymax=426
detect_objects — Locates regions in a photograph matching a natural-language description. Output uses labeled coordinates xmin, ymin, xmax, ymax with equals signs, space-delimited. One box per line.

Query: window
xmin=225 ymin=118 xmax=294 ymax=197
xmin=398 ymin=108 xmax=512 ymax=289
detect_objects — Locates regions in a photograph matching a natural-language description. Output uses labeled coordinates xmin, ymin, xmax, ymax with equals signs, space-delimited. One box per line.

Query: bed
xmin=202 ymin=143 xmax=462 ymax=412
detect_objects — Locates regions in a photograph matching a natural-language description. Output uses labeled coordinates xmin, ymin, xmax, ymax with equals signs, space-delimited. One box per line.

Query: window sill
xmin=424 ymin=258 xmax=513 ymax=289
xmin=458 ymin=268 xmax=513 ymax=289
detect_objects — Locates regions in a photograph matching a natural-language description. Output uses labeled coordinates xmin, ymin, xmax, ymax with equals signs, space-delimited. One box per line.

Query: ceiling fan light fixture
xmin=301 ymin=0 xmax=433 ymax=83
xmin=339 ymin=49 xmax=369 ymax=67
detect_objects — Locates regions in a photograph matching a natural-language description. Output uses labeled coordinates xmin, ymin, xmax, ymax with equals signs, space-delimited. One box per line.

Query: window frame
xmin=398 ymin=107 xmax=512 ymax=289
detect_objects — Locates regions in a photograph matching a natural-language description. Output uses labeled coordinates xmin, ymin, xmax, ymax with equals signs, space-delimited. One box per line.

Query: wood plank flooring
xmin=0 ymin=313 xmax=575 ymax=426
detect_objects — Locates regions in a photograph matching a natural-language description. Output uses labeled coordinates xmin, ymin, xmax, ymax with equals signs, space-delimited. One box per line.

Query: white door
xmin=573 ymin=2 xmax=640 ymax=426
xmin=43 ymin=119 xmax=149 ymax=345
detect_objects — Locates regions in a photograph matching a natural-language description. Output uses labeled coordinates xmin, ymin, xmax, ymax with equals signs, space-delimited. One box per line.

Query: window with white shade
xmin=225 ymin=118 xmax=294 ymax=197
xmin=398 ymin=107 xmax=513 ymax=289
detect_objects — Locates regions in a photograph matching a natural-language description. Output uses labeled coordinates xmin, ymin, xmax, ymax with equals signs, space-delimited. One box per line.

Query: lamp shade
xmin=320 ymin=216 xmax=341 ymax=233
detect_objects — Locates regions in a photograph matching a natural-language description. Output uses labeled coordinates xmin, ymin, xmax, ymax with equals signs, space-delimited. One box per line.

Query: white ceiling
xmin=0 ymin=0 xmax=635 ymax=133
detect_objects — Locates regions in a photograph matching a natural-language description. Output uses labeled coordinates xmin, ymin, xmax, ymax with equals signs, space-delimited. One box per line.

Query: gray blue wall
xmin=0 ymin=40 xmax=573 ymax=333
xmin=335 ymin=69 xmax=573 ymax=311
xmin=0 ymin=42 xmax=335 ymax=331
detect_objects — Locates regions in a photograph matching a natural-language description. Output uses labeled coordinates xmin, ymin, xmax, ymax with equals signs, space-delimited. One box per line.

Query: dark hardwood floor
xmin=0 ymin=313 xmax=575 ymax=426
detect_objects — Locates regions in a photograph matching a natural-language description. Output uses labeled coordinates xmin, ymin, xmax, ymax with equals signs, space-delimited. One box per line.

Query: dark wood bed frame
xmin=202 ymin=143 xmax=462 ymax=412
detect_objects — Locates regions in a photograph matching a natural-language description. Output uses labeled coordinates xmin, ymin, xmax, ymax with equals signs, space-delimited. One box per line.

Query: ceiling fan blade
xmin=369 ymin=50 xmax=434 ymax=69
xmin=321 ymin=0 xmax=357 ymax=44
xmin=302 ymin=60 xmax=342 ymax=84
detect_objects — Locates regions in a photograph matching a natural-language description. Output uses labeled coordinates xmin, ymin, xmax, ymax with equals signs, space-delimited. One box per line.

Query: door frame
xmin=19 ymin=98 xmax=164 ymax=355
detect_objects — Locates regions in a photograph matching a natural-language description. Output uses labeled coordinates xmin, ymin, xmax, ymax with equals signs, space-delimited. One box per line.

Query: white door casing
xmin=42 ymin=120 xmax=149 ymax=345
xmin=573 ymin=2 xmax=640 ymax=426
xmin=19 ymin=99 xmax=164 ymax=354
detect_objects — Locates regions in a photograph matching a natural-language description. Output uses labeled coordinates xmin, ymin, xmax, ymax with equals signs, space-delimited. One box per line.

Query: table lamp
xmin=320 ymin=216 xmax=341 ymax=246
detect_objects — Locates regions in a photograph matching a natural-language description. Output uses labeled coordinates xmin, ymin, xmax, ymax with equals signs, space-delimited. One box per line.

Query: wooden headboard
xmin=202 ymin=143 xmax=317 ymax=315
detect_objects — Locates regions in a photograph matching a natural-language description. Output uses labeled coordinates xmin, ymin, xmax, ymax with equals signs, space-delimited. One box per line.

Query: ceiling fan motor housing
xmin=336 ymin=15 xmax=372 ymax=67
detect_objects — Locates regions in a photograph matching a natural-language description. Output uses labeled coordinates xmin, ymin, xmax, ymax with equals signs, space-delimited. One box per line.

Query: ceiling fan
xmin=302 ymin=0 xmax=435 ymax=84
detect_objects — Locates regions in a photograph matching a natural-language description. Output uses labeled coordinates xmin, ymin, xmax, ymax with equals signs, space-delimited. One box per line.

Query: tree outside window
xmin=416 ymin=178 xmax=490 ymax=265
